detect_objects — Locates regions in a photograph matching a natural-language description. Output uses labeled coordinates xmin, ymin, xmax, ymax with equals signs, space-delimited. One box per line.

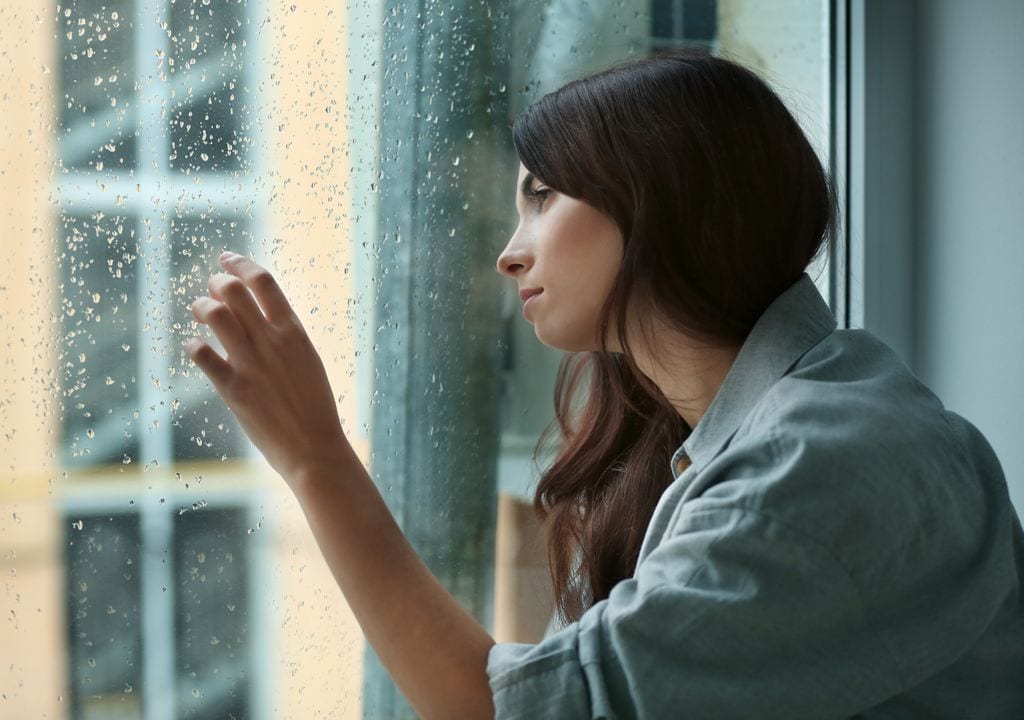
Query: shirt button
xmin=673 ymin=455 xmax=692 ymax=476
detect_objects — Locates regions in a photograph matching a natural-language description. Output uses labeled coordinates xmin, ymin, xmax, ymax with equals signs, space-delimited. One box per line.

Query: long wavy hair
xmin=512 ymin=48 xmax=837 ymax=624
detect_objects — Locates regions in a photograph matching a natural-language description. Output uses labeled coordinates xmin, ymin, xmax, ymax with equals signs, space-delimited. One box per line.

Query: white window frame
xmin=55 ymin=1 xmax=273 ymax=718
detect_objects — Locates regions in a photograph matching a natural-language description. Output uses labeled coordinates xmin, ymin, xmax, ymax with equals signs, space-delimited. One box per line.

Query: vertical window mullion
xmin=830 ymin=0 xmax=850 ymax=325
xmin=237 ymin=1 xmax=271 ymax=716
xmin=134 ymin=1 xmax=176 ymax=719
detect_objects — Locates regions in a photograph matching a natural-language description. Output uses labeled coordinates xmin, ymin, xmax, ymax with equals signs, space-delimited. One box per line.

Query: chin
xmin=534 ymin=324 xmax=601 ymax=354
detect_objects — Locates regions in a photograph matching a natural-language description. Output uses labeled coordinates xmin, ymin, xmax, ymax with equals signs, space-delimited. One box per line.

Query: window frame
xmin=54 ymin=0 xmax=274 ymax=717
xmin=841 ymin=0 xmax=916 ymax=367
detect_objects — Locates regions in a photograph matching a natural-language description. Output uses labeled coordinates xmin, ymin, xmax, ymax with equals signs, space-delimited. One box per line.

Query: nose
xmin=496 ymin=231 xmax=531 ymax=278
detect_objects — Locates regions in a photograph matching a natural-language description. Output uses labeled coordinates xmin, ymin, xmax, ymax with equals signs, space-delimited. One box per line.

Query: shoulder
xmin=742 ymin=328 xmax=996 ymax=466
xmin=757 ymin=328 xmax=958 ymax=458
xmin=687 ymin=329 xmax=1007 ymax=580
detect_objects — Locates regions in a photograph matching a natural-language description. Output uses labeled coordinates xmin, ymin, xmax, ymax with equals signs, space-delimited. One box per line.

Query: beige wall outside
xmin=1 ymin=3 xmax=64 ymax=719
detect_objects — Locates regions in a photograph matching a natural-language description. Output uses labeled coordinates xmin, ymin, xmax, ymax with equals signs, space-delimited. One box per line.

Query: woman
xmin=185 ymin=50 xmax=1024 ymax=718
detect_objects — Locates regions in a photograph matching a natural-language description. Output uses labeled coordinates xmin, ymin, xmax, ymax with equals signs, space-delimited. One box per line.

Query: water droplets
xmin=178 ymin=499 xmax=207 ymax=515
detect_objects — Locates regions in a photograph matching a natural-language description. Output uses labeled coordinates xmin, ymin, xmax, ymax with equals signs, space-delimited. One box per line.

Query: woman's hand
xmin=186 ymin=252 xmax=497 ymax=720
xmin=184 ymin=251 xmax=352 ymax=481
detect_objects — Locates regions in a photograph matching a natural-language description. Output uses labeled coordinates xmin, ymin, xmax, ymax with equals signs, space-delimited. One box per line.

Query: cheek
xmin=547 ymin=211 xmax=621 ymax=281
xmin=537 ymin=233 xmax=621 ymax=350
xmin=560 ymin=233 xmax=622 ymax=303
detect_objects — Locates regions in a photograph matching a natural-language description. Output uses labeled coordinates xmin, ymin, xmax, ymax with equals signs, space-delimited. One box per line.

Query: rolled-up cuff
xmin=487 ymin=603 xmax=618 ymax=720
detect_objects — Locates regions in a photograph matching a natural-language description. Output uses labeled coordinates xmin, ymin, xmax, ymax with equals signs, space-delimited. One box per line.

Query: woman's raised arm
xmin=185 ymin=251 xmax=496 ymax=720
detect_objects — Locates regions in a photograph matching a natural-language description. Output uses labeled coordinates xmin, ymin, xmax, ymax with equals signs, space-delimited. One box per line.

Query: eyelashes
xmin=525 ymin=185 xmax=552 ymax=209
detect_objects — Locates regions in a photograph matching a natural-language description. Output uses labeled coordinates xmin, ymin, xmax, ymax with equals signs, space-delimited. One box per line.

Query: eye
xmin=525 ymin=185 xmax=552 ymax=209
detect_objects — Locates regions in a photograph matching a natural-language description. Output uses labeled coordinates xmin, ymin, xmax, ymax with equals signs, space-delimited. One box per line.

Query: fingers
xmin=186 ymin=251 xmax=300 ymax=386
xmin=190 ymin=295 xmax=250 ymax=365
xmin=184 ymin=336 xmax=233 ymax=389
xmin=208 ymin=272 xmax=266 ymax=339
xmin=218 ymin=251 xmax=302 ymax=328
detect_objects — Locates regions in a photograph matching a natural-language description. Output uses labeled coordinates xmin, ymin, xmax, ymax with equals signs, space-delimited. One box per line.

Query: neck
xmin=629 ymin=327 xmax=741 ymax=430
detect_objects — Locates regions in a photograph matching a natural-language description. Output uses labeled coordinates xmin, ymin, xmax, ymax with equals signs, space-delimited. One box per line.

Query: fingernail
xmin=220 ymin=251 xmax=237 ymax=260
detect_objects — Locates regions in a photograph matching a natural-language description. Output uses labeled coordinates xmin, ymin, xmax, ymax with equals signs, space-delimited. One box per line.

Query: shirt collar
xmin=670 ymin=273 xmax=837 ymax=477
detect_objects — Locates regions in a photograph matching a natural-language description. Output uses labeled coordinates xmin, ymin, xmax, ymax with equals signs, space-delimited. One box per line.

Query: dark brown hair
xmin=512 ymin=48 xmax=837 ymax=624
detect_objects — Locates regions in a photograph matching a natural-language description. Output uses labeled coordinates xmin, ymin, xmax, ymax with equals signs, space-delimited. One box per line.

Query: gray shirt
xmin=486 ymin=273 xmax=1024 ymax=719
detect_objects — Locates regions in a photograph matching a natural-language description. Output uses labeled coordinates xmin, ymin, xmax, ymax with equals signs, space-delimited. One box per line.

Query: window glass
xmin=1 ymin=1 xmax=834 ymax=718
xmin=167 ymin=0 xmax=251 ymax=174
xmin=59 ymin=212 xmax=140 ymax=468
xmin=57 ymin=0 xmax=136 ymax=172
xmin=65 ymin=513 xmax=142 ymax=719
xmin=174 ymin=507 xmax=250 ymax=719
xmin=169 ymin=215 xmax=253 ymax=461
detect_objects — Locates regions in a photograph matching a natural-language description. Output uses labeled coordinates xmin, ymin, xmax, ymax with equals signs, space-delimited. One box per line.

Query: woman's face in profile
xmin=496 ymin=163 xmax=624 ymax=352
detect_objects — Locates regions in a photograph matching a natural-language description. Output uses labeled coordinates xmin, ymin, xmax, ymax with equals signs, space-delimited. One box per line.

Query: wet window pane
xmin=169 ymin=215 xmax=252 ymax=461
xmin=174 ymin=507 xmax=250 ymax=720
xmin=167 ymin=0 xmax=252 ymax=174
xmin=65 ymin=514 xmax=142 ymax=719
xmin=5 ymin=1 xmax=836 ymax=718
xmin=59 ymin=213 xmax=140 ymax=468
xmin=58 ymin=0 xmax=136 ymax=172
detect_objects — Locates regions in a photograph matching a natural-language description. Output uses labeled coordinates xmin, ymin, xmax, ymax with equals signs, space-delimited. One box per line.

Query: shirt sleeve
xmin=486 ymin=505 xmax=905 ymax=720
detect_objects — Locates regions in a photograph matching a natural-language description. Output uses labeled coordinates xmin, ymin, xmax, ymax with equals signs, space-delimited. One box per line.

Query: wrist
xmin=288 ymin=440 xmax=365 ymax=494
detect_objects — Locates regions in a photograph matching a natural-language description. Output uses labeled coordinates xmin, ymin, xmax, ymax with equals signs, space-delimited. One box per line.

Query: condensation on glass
xmin=0 ymin=1 xmax=832 ymax=718
xmin=52 ymin=0 xmax=257 ymax=718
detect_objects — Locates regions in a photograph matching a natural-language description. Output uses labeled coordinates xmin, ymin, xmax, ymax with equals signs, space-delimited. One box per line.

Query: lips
xmin=519 ymin=288 xmax=543 ymax=303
